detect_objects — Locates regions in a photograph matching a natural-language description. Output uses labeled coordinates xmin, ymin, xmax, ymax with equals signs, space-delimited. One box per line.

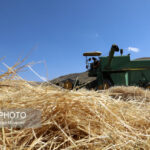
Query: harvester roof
xmin=83 ymin=51 xmax=102 ymax=56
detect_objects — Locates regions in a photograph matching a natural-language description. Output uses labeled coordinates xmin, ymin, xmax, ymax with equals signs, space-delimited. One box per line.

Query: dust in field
xmin=0 ymin=80 xmax=150 ymax=150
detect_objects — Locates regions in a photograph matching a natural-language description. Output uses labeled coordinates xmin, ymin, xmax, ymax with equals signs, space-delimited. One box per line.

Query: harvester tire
xmin=103 ymin=80 xmax=111 ymax=89
xmin=98 ymin=80 xmax=111 ymax=90
xmin=145 ymin=84 xmax=150 ymax=89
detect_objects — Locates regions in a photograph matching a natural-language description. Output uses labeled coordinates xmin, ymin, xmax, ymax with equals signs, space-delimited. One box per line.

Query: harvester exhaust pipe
xmin=106 ymin=44 xmax=119 ymax=69
xmin=120 ymin=49 xmax=123 ymax=56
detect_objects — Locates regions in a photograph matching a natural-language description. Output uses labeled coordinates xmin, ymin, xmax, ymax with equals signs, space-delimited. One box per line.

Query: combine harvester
xmin=83 ymin=44 xmax=150 ymax=90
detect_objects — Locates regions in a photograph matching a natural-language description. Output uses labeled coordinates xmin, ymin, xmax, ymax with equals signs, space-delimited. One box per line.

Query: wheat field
xmin=0 ymin=78 xmax=150 ymax=150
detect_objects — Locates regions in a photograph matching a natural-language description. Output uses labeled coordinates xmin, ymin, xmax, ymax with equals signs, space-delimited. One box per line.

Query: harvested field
xmin=0 ymin=80 xmax=150 ymax=149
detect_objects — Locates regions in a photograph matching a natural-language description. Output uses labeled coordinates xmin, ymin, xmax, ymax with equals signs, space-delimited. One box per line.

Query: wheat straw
xmin=0 ymin=79 xmax=150 ymax=149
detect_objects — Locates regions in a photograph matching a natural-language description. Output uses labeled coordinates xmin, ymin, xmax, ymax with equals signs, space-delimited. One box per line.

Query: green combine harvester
xmin=83 ymin=44 xmax=150 ymax=89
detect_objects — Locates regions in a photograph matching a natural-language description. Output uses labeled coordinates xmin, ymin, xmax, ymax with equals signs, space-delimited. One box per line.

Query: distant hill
xmin=51 ymin=72 xmax=96 ymax=85
xmin=134 ymin=57 xmax=150 ymax=61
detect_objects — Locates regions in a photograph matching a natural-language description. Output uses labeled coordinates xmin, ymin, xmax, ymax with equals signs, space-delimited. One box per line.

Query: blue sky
xmin=0 ymin=0 xmax=150 ymax=81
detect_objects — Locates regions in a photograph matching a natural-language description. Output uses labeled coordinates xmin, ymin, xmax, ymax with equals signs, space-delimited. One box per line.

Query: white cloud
xmin=127 ymin=47 xmax=140 ymax=53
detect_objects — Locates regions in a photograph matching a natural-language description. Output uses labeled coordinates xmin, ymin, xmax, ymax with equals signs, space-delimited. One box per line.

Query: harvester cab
xmin=83 ymin=51 xmax=102 ymax=73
